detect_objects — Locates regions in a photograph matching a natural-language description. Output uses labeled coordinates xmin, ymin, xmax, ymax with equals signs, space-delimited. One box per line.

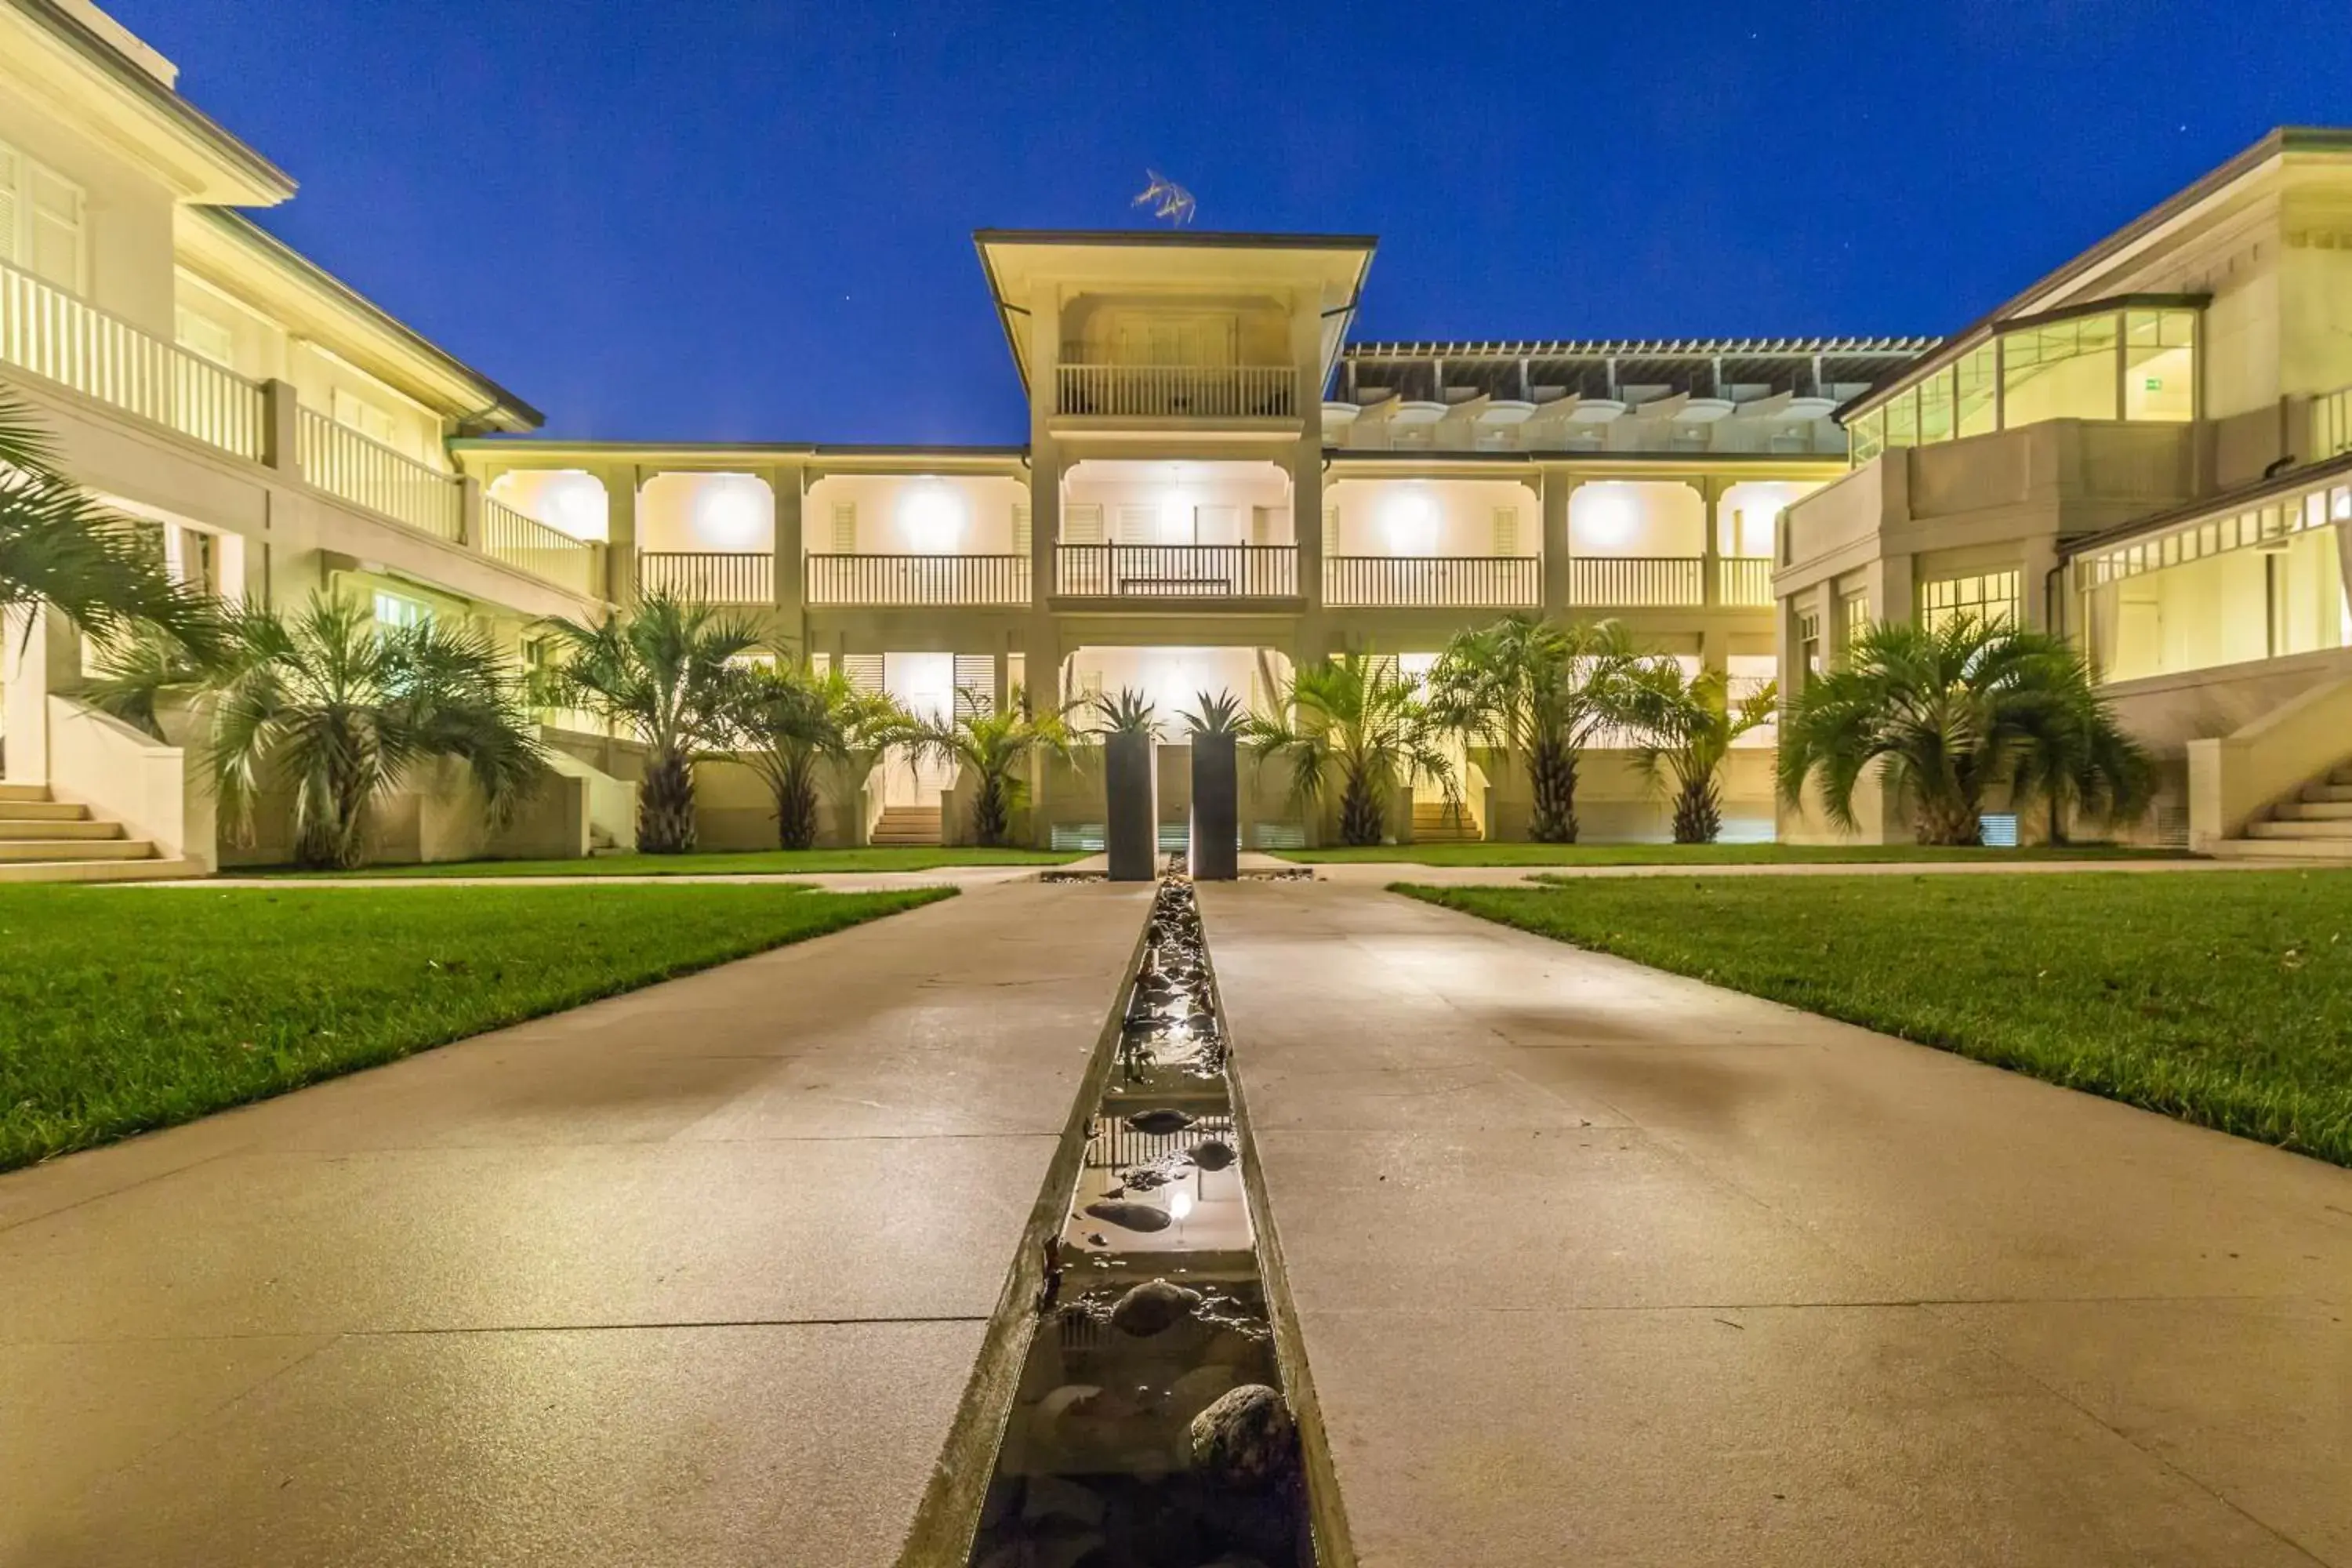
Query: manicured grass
xmin=268 ymin=846 xmax=1080 ymax=878
xmin=0 ymin=883 xmax=951 ymax=1170
xmin=1403 ymin=870 xmax=2352 ymax=1166
xmin=1279 ymin=841 xmax=2184 ymax=867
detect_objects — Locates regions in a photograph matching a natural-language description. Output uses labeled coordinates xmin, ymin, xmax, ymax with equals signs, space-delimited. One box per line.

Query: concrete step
xmin=2212 ymin=836 xmax=2352 ymax=862
xmin=0 ymin=837 xmax=154 ymax=863
xmin=2277 ymin=800 xmax=2352 ymax=821
xmin=0 ymin=799 xmax=92 ymax=822
xmin=0 ymin=783 xmax=50 ymax=804
xmin=2304 ymin=783 xmax=2352 ymax=804
xmin=0 ymin=818 xmax=120 ymax=840
xmin=2245 ymin=819 xmax=2352 ymax=840
xmin=0 ymin=855 xmax=202 ymax=884
xmin=873 ymin=806 xmax=942 ymax=847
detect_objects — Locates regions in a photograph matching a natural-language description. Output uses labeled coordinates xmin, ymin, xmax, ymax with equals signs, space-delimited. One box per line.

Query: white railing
xmin=638 ymin=550 xmax=774 ymax=604
xmin=481 ymin=496 xmax=597 ymax=597
xmin=1568 ymin=556 xmax=1705 ymax=608
xmin=1716 ymin=557 xmax=1776 ymax=607
xmin=1057 ymin=543 xmax=1298 ymax=597
xmin=2314 ymin=383 xmax=2352 ymax=463
xmin=1056 ymin=364 xmax=1296 ymax=420
xmin=296 ymin=409 xmax=461 ymax=542
xmin=1323 ymin=555 xmax=1541 ymax=608
xmin=805 ymin=553 xmax=1030 ymax=606
xmin=0 ymin=255 xmax=265 ymax=462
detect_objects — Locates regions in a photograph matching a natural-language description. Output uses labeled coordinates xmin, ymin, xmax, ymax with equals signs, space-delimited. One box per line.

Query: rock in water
xmin=1187 ymin=1385 xmax=1298 ymax=1492
xmin=1189 ymin=1138 xmax=1237 ymax=1171
xmin=1110 ymin=1278 xmax=1200 ymax=1337
xmin=1083 ymin=1200 xmax=1172 ymax=1232
xmin=1127 ymin=1109 xmax=1195 ymax=1136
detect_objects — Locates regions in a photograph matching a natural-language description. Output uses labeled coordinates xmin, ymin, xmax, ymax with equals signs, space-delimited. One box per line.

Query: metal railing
xmin=637 ymin=550 xmax=774 ymax=604
xmin=1323 ymin=555 xmax=1541 ymax=608
xmin=1056 ymin=363 xmax=1296 ymax=420
xmin=1716 ymin=556 xmax=1775 ymax=607
xmin=1056 ymin=543 xmax=1298 ymax=598
xmin=296 ymin=409 xmax=461 ymax=542
xmin=1567 ymin=556 xmax=1705 ymax=607
xmin=481 ymin=496 xmax=597 ymax=597
xmin=0 ymin=255 xmax=265 ymax=461
xmin=804 ymin=553 xmax=1029 ymax=606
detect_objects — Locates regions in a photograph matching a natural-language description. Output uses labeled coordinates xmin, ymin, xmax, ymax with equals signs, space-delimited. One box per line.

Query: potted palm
xmin=909 ymin=685 xmax=1074 ymax=848
xmin=1245 ymin=652 xmax=1454 ymax=847
xmin=1778 ymin=615 xmax=2153 ymax=845
xmin=530 ymin=591 xmax=763 ymax=853
xmin=1621 ymin=664 xmax=1779 ymax=843
xmin=1178 ymin=688 xmax=1243 ymax=879
xmin=1090 ymin=687 xmax=1161 ymax=880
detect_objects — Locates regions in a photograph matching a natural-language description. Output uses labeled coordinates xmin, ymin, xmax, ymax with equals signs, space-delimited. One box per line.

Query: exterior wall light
xmin=900 ymin=481 xmax=966 ymax=553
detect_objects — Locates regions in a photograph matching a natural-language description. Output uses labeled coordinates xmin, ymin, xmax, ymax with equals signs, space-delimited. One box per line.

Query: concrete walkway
xmin=1199 ymin=879 xmax=2352 ymax=1567
xmin=1295 ymin=854 xmax=2301 ymax=887
xmin=0 ymin=879 xmax=1149 ymax=1568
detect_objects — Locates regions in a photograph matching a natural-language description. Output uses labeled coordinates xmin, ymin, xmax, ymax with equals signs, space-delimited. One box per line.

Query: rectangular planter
xmin=1104 ymin=731 xmax=1158 ymax=881
xmin=1189 ymin=731 xmax=1239 ymax=880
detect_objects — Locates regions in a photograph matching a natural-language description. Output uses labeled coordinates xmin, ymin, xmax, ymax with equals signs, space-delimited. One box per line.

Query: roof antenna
xmin=1134 ymin=169 xmax=1196 ymax=227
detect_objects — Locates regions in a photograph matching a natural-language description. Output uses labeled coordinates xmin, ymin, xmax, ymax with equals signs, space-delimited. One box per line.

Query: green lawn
xmin=1403 ymin=871 xmax=2352 ymax=1166
xmin=0 ymin=883 xmax=950 ymax=1170
xmin=1279 ymin=841 xmax=2184 ymax=867
xmin=267 ymin=846 xmax=1080 ymax=878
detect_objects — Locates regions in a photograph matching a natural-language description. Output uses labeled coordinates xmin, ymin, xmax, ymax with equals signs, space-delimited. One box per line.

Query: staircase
xmin=1411 ymin=797 xmax=1482 ymax=844
xmin=0 ymin=784 xmax=193 ymax=882
xmin=870 ymin=804 xmax=943 ymax=847
xmin=2213 ymin=763 xmax=2352 ymax=861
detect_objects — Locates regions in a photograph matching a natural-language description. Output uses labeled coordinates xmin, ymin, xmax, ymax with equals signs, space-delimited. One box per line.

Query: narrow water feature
xmin=962 ymin=876 xmax=1319 ymax=1568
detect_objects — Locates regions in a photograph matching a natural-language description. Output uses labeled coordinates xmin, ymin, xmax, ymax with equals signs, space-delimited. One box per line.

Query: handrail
xmin=637 ymin=550 xmax=774 ymax=604
xmin=0 ymin=254 xmax=265 ymax=461
xmin=1716 ymin=556 xmax=1775 ymax=607
xmin=1055 ymin=543 xmax=1298 ymax=597
xmin=805 ymin=553 xmax=1029 ymax=606
xmin=296 ymin=408 xmax=462 ymax=542
xmin=1567 ymin=555 xmax=1706 ymax=607
xmin=1056 ymin=363 xmax=1296 ymax=419
xmin=1322 ymin=555 xmax=1540 ymax=608
xmin=481 ymin=496 xmax=597 ymax=597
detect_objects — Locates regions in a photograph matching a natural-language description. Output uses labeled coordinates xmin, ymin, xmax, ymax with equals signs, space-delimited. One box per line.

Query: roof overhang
xmin=0 ymin=0 xmax=292 ymax=205
xmin=973 ymin=229 xmax=1377 ymax=394
xmin=180 ymin=208 xmax=543 ymax=433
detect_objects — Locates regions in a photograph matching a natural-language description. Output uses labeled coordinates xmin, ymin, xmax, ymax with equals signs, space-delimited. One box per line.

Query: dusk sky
xmin=114 ymin=0 xmax=2348 ymax=445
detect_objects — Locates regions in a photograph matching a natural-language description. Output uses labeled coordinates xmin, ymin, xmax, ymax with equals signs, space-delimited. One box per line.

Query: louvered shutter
xmin=830 ymin=502 xmax=858 ymax=553
xmin=840 ymin=653 xmax=884 ymax=692
xmin=1322 ymin=505 xmax=1339 ymax=554
xmin=1065 ymin=504 xmax=1103 ymax=544
xmin=953 ymin=654 xmax=995 ymax=716
xmin=1491 ymin=506 xmax=1520 ymax=557
xmin=1116 ymin=505 xmax=1156 ymax=545
xmin=27 ymin=164 xmax=82 ymax=292
xmin=1011 ymin=503 xmax=1031 ymax=554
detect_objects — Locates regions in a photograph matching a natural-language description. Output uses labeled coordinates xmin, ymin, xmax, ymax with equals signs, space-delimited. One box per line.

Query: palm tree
xmin=532 ymin=591 xmax=763 ymax=853
xmin=0 ymin=394 xmax=219 ymax=655
xmin=1778 ymin=615 xmax=2154 ymax=846
xmin=726 ymin=662 xmax=912 ymax=850
xmin=1245 ymin=651 xmax=1454 ymax=847
xmin=187 ymin=593 xmax=545 ymax=869
xmin=1425 ymin=615 xmax=1653 ymax=843
xmin=1622 ymin=664 xmax=1780 ymax=844
xmin=908 ymin=685 xmax=1074 ymax=848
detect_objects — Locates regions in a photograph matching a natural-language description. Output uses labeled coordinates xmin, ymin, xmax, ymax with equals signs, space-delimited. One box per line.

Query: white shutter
xmin=830 ymin=502 xmax=858 ymax=553
xmin=840 ymin=652 xmax=884 ymax=692
xmin=1322 ymin=505 xmax=1339 ymax=554
xmin=1065 ymin=503 xmax=1103 ymax=543
xmin=1011 ymin=503 xmax=1031 ymax=554
xmin=0 ymin=147 xmax=19 ymax=267
xmin=1491 ymin=506 xmax=1520 ymax=557
xmin=953 ymin=654 xmax=995 ymax=715
xmin=27 ymin=164 xmax=82 ymax=292
xmin=1116 ymin=505 xmax=1156 ymax=544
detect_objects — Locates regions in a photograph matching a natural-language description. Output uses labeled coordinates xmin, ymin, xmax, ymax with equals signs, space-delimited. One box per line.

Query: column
xmin=601 ymin=464 xmax=639 ymax=604
xmin=769 ymin=460 xmax=805 ymax=653
xmin=1539 ymin=465 xmax=1576 ymax=619
xmin=260 ymin=379 xmax=300 ymax=474
xmin=1698 ymin=474 xmax=1725 ymax=609
xmin=1289 ymin=292 xmax=1325 ymax=618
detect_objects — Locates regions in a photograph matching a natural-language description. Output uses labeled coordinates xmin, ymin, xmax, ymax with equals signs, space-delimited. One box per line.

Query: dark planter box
xmin=1189 ymin=732 xmax=1239 ymax=880
xmin=1104 ymin=731 xmax=1158 ymax=881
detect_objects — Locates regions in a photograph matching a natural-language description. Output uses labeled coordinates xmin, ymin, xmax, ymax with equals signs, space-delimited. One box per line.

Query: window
xmin=1842 ymin=591 xmax=1871 ymax=643
xmin=2001 ymin=314 xmax=2119 ymax=426
xmin=332 ymin=389 xmax=398 ymax=449
xmin=1847 ymin=408 xmax=1885 ymax=465
xmin=2123 ymin=309 xmax=2196 ymax=422
xmin=1797 ymin=609 xmax=1823 ymax=678
xmin=0 ymin=140 xmax=85 ymax=292
xmin=372 ymin=590 xmax=430 ymax=630
xmin=175 ymin=306 xmax=236 ymax=370
xmin=1920 ymin=570 xmax=2021 ymax=631
xmin=1955 ymin=343 xmax=1998 ymax=437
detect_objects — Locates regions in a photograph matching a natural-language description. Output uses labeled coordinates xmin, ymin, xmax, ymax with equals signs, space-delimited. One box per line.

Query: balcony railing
xmin=0 ymin=254 xmax=265 ymax=462
xmin=638 ymin=550 xmax=774 ymax=604
xmin=1323 ymin=555 xmax=1541 ymax=608
xmin=805 ymin=553 xmax=1029 ymax=606
xmin=296 ymin=409 xmax=462 ymax=543
xmin=1057 ymin=544 xmax=1298 ymax=598
xmin=1056 ymin=364 xmax=1295 ymax=420
xmin=1568 ymin=556 xmax=1705 ymax=608
xmin=481 ymin=496 xmax=597 ymax=597
xmin=2315 ymin=383 xmax=2352 ymax=463
xmin=1716 ymin=556 xmax=1775 ymax=607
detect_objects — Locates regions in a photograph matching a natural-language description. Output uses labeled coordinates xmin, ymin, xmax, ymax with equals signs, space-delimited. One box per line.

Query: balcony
xmin=1056 ymin=544 xmax=1298 ymax=599
xmin=1568 ymin=557 xmax=1705 ymax=608
xmin=1323 ymin=555 xmax=1540 ymax=608
xmin=481 ymin=496 xmax=598 ymax=598
xmin=1055 ymin=364 xmax=1295 ymax=422
xmin=639 ymin=550 xmax=773 ymax=604
xmin=1716 ymin=557 xmax=1775 ymax=607
xmin=806 ymin=553 xmax=1029 ymax=607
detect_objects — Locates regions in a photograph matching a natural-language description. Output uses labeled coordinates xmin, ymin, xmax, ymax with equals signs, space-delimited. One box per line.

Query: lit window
xmin=0 ymin=140 xmax=85 ymax=293
xmin=1920 ymin=571 xmax=2021 ymax=631
xmin=372 ymin=590 xmax=430 ymax=630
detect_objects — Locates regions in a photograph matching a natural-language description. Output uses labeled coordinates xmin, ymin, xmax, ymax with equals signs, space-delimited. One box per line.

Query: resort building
xmin=2 ymin=1 xmax=2348 ymax=868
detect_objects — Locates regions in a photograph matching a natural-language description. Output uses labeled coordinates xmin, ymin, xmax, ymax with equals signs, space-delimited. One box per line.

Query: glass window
xmin=1848 ymin=408 xmax=1885 ymax=466
xmin=1920 ymin=570 xmax=2022 ymax=631
xmin=2123 ymin=309 xmax=2196 ymax=422
xmin=1916 ymin=368 xmax=1955 ymax=443
xmin=1955 ymin=343 xmax=1998 ymax=437
xmin=1884 ymin=387 xmax=1919 ymax=450
xmin=372 ymin=590 xmax=430 ymax=630
xmin=2001 ymin=312 xmax=2120 ymax=426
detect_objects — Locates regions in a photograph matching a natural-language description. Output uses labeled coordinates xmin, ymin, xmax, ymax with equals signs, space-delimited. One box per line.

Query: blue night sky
xmin=112 ymin=0 xmax=2348 ymax=445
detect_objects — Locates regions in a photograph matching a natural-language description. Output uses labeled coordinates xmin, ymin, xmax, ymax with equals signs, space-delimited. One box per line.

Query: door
xmin=883 ymin=652 xmax=956 ymax=807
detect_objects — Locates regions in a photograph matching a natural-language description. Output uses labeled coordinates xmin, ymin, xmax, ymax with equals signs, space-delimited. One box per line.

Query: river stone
xmin=1022 ymin=1472 xmax=1107 ymax=1528
xmin=1186 ymin=1385 xmax=1298 ymax=1492
xmin=1110 ymin=1278 xmax=1201 ymax=1337
xmin=1084 ymin=1200 xmax=1172 ymax=1232
xmin=1127 ymin=1109 xmax=1195 ymax=1136
xmin=1189 ymin=1138 xmax=1237 ymax=1171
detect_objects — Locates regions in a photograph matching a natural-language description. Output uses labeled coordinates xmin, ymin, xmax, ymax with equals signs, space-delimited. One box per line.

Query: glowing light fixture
xmin=695 ymin=475 xmax=767 ymax=550
xmin=535 ymin=470 xmax=607 ymax=541
xmin=1578 ymin=486 xmax=1638 ymax=551
xmin=1382 ymin=488 xmax=1439 ymax=554
xmin=899 ymin=481 xmax=966 ymax=553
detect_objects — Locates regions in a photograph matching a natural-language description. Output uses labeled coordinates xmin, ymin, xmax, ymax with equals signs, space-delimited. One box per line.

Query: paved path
xmin=0 ymin=879 xmax=1149 ymax=1568
xmin=1199 ymin=879 xmax=2352 ymax=1567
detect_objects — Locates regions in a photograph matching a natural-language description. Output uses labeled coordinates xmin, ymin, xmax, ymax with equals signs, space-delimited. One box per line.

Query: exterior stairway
xmin=2213 ymin=763 xmax=2352 ymax=861
xmin=1411 ymin=797 xmax=1482 ymax=844
xmin=870 ymin=804 xmax=943 ymax=847
xmin=0 ymin=784 xmax=194 ymax=882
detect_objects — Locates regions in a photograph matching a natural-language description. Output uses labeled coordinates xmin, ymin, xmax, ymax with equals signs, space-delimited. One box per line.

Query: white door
xmin=884 ymin=652 xmax=957 ymax=807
